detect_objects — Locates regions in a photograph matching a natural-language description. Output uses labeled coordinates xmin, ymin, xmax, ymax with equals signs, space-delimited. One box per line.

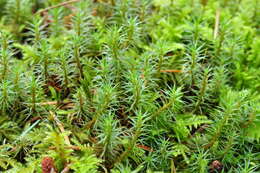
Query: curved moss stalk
xmin=204 ymin=101 xmax=242 ymax=149
xmin=204 ymin=113 xmax=229 ymax=149
xmin=74 ymin=45 xmax=83 ymax=80
xmin=86 ymin=101 xmax=110 ymax=129
xmin=1 ymin=82 xmax=8 ymax=115
xmin=190 ymin=49 xmax=197 ymax=86
xmin=114 ymin=113 xmax=144 ymax=165
xmin=60 ymin=54 xmax=69 ymax=94
xmin=157 ymin=54 xmax=164 ymax=78
xmin=215 ymin=30 xmax=224 ymax=57
xmin=193 ymin=69 xmax=209 ymax=113
xmin=151 ymin=101 xmax=172 ymax=120
xmin=43 ymin=55 xmax=49 ymax=82
xmin=0 ymin=34 xmax=10 ymax=81
xmin=31 ymin=77 xmax=37 ymax=113
xmin=1 ymin=50 xmax=9 ymax=81
xmin=14 ymin=0 xmax=21 ymax=25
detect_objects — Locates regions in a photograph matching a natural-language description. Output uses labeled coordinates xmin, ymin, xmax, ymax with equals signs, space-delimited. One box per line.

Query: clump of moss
xmin=0 ymin=0 xmax=259 ymax=172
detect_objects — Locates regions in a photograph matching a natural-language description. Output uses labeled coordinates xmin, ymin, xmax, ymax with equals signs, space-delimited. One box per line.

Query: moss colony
xmin=0 ymin=0 xmax=259 ymax=172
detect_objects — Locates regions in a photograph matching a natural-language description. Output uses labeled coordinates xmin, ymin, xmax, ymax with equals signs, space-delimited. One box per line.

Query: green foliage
xmin=70 ymin=148 xmax=101 ymax=173
xmin=0 ymin=0 xmax=259 ymax=172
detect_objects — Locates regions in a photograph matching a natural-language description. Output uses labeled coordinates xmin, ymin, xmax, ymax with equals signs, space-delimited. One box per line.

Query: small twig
xmin=27 ymin=116 xmax=42 ymax=124
xmin=60 ymin=102 xmax=75 ymax=109
xmin=37 ymin=0 xmax=81 ymax=14
xmin=136 ymin=144 xmax=154 ymax=152
xmin=151 ymin=102 xmax=172 ymax=120
xmin=214 ymin=9 xmax=221 ymax=39
xmin=38 ymin=101 xmax=58 ymax=106
xmin=37 ymin=101 xmax=74 ymax=109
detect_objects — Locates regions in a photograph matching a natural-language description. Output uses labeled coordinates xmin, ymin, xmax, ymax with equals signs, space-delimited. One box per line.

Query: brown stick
xmin=214 ymin=9 xmax=221 ymax=39
xmin=37 ymin=101 xmax=74 ymax=108
xmin=37 ymin=101 xmax=58 ymax=106
xmin=136 ymin=144 xmax=154 ymax=152
xmin=37 ymin=0 xmax=81 ymax=14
